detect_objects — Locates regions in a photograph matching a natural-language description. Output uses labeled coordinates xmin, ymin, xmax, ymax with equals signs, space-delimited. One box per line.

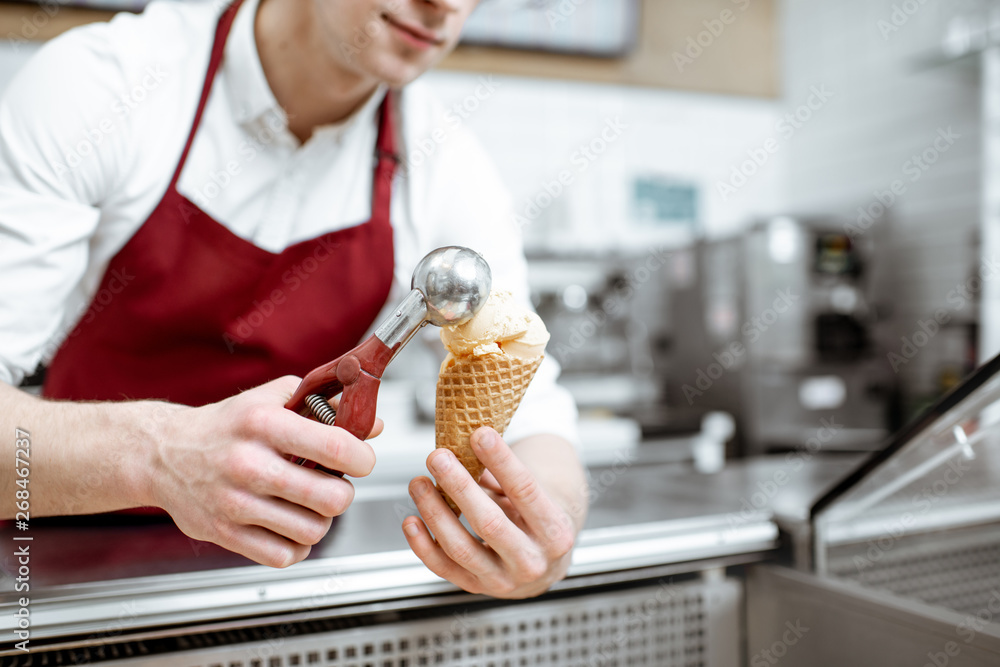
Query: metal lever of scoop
xmin=284 ymin=246 xmax=492 ymax=476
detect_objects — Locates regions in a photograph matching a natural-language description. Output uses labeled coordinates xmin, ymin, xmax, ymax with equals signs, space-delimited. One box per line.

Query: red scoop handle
xmin=285 ymin=335 xmax=395 ymax=473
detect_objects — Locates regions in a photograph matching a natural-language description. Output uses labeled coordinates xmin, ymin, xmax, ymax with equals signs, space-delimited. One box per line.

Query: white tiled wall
xmin=421 ymin=71 xmax=786 ymax=250
xmin=780 ymin=0 xmax=983 ymax=399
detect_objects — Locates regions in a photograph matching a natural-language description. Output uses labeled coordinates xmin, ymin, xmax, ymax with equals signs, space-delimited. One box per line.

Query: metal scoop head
xmin=412 ymin=246 xmax=492 ymax=327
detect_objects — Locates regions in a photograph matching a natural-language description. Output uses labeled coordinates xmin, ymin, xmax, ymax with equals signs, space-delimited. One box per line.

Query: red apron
xmin=43 ymin=0 xmax=397 ymax=406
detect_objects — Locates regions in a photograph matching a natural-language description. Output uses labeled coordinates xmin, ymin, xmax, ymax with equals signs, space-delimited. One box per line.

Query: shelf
xmin=0 ymin=2 xmax=114 ymax=42
xmin=440 ymin=0 xmax=779 ymax=96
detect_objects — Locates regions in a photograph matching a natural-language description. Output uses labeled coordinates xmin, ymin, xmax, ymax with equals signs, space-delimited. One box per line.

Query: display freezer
xmin=5 ymin=356 xmax=1000 ymax=665
xmin=750 ymin=354 xmax=1000 ymax=666
xmin=3 ymin=453 xmax=836 ymax=667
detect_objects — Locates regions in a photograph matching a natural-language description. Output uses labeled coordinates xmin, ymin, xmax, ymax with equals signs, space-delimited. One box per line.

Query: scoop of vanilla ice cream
xmin=501 ymin=311 xmax=549 ymax=360
xmin=440 ymin=290 xmax=549 ymax=359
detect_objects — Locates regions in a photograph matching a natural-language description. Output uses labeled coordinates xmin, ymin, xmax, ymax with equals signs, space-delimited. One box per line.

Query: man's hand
xmin=145 ymin=376 xmax=378 ymax=568
xmin=403 ymin=427 xmax=586 ymax=599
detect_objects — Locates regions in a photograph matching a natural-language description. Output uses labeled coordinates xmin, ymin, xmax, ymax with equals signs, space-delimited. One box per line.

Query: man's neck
xmin=255 ymin=0 xmax=380 ymax=143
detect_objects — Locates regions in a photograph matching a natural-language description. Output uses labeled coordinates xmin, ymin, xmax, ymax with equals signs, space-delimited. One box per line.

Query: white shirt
xmin=0 ymin=0 xmax=578 ymax=445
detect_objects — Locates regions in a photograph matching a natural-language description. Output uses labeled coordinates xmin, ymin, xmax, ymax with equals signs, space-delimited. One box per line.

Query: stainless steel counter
xmin=0 ymin=454 xmax=860 ymax=651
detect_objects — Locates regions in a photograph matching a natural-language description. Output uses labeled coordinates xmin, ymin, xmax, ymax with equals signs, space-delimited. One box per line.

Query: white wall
xmin=780 ymin=0 xmax=982 ymax=400
xmin=421 ymin=71 xmax=786 ymax=252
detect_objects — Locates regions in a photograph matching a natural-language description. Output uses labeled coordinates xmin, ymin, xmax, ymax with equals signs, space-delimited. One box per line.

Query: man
xmin=0 ymin=0 xmax=586 ymax=599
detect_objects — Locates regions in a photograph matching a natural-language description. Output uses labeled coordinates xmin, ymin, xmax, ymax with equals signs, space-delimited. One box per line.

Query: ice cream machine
xmin=667 ymin=217 xmax=893 ymax=454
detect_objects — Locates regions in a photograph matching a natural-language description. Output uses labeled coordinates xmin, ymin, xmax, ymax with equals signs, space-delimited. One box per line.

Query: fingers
xmin=212 ymin=521 xmax=313 ymax=569
xmin=243 ymin=452 xmax=357 ymax=518
xmin=368 ymin=417 xmax=385 ymax=439
xmin=470 ymin=428 xmax=576 ymax=559
xmin=407 ymin=475 xmax=509 ymax=582
xmin=406 ymin=439 xmax=577 ymax=598
xmin=240 ymin=403 xmax=376 ymax=478
xmin=427 ymin=449 xmax=531 ymax=566
xmin=479 ymin=470 xmax=503 ymax=493
xmin=401 ymin=514 xmax=484 ymax=594
xmin=259 ymin=375 xmax=305 ymax=401
xmin=324 ymin=396 xmax=384 ymax=439
xmin=222 ymin=489 xmax=334 ymax=547
xmin=208 ymin=453 xmax=342 ymax=567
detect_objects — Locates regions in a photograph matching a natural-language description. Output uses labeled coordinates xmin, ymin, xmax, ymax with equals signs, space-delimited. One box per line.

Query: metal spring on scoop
xmin=305 ymin=394 xmax=337 ymax=426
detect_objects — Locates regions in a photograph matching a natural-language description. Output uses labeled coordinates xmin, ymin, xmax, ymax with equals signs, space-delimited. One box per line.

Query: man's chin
xmin=363 ymin=45 xmax=452 ymax=87
xmin=372 ymin=61 xmax=432 ymax=88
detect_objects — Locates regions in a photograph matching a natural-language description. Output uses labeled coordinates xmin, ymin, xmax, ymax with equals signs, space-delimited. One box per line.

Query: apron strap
xmin=167 ymin=0 xmax=245 ymax=191
xmin=371 ymin=90 xmax=399 ymax=221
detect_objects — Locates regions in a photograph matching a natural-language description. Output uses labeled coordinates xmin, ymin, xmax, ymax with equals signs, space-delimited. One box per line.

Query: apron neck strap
xmin=168 ymin=0 xmax=245 ymax=191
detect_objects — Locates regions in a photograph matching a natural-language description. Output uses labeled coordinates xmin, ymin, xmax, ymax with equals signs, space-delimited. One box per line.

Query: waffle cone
xmin=434 ymin=353 xmax=543 ymax=513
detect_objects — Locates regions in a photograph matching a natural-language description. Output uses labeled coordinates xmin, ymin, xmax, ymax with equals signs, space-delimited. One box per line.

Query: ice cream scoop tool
xmin=285 ymin=246 xmax=492 ymax=475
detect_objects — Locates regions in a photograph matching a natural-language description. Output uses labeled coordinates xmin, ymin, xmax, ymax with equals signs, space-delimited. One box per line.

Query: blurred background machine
xmin=666 ymin=216 xmax=895 ymax=455
xmin=525 ymin=215 xmax=896 ymax=458
xmin=528 ymin=252 xmax=672 ymax=418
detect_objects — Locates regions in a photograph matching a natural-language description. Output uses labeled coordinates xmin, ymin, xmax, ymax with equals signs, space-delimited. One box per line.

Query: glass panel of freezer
xmin=811 ymin=355 xmax=1000 ymax=618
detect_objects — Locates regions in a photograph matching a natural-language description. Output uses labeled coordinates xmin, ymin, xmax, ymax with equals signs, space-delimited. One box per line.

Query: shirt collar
xmin=223 ymin=0 xmax=389 ymax=140
xmin=311 ymin=84 xmax=389 ymax=142
xmin=224 ymin=0 xmax=282 ymax=128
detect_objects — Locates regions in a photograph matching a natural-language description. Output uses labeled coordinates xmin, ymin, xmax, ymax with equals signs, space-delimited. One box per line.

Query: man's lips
xmin=383 ymin=14 xmax=445 ymax=46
